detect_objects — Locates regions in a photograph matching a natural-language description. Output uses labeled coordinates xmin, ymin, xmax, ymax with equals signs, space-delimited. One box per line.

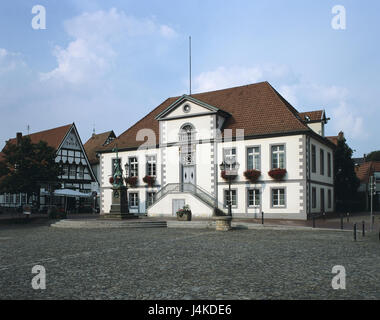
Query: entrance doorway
xmin=183 ymin=166 xmax=195 ymax=184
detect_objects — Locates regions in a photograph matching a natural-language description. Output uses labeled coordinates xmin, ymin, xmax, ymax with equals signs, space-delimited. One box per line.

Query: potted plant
xmin=243 ymin=169 xmax=261 ymax=183
xmin=125 ymin=176 xmax=138 ymax=187
xmin=176 ymin=205 xmax=192 ymax=221
xmin=268 ymin=168 xmax=287 ymax=181
xmin=143 ymin=175 xmax=156 ymax=187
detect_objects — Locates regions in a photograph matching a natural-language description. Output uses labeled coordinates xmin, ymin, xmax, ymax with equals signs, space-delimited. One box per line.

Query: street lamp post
xmin=219 ymin=161 xmax=240 ymax=217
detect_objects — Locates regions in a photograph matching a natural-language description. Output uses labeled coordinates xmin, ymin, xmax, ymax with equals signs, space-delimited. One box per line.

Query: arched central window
xmin=179 ymin=124 xmax=196 ymax=165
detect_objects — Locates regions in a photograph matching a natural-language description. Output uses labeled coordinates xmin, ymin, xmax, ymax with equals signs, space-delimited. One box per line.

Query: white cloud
xmin=0 ymin=48 xmax=26 ymax=74
xmin=41 ymin=8 xmax=177 ymax=84
xmin=194 ymin=66 xmax=263 ymax=92
xmin=331 ymin=101 xmax=365 ymax=139
xmin=0 ymin=9 xmax=179 ymax=149
xmin=193 ymin=64 xmax=295 ymax=93
xmin=277 ymin=82 xmax=365 ymax=140
xmin=194 ymin=64 xmax=366 ymax=140
xmin=159 ymin=25 xmax=177 ymax=38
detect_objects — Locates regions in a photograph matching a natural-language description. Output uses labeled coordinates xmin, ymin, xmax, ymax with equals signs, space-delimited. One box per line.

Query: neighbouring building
xmin=84 ymin=130 xmax=116 ymax=210
xmin=355 ymin=161 xmax=380 ymax=211
xmin=97 ymin=81 xmax=336 ymax=220
xmin=0 ymin=123 xmax=97 ymax=211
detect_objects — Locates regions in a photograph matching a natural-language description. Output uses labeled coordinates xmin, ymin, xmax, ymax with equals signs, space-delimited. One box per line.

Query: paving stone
xmin=0 ymin=225 xmax=379 ymax=299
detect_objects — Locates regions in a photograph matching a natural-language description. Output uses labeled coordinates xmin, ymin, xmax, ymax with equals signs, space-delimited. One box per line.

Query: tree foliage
xmin=334 ymin=136 xmax=360 ymax=212
xmin=0 ymin=136 xmax=60 ymax=201
xmin=366 ymin=150 xmax=380 ymax=162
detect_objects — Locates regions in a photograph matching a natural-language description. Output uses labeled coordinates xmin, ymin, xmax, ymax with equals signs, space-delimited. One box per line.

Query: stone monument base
xmin=103 ymin=187 xmax=139 ymax=220
xmin=213 ymin=215 xmax=233 ymax=231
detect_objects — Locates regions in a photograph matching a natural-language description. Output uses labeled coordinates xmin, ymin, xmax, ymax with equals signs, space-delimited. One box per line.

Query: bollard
xmin=312 ymin=214 xmax=316 ymax=228
xmin=340 ymin=213 xmax=344 ymax=230
xmin=323 ymin=212 xmax=326 ymax=220
xmin=347 ymin=212 xmax=349 ymax=223
xmin=354 ymin=223 xmax=357 ymax=241
xmin=362 ymin=221 xmax=365 ymax=237
xmin=261 ymin=211 xmax=264 ymax=225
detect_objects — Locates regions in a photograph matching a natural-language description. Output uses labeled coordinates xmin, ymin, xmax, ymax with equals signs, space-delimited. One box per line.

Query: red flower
xmin=125 ymin=176 xmax=138 ymax=187
xmin=109 ymin=177 xmax=114 ymax=184
xmin=268 ymin=168 xmax=287 ymax=180
xmin=143 ymin=175 xmax=156 ymax=187
xmin=243 ymin=169 xmax=261 ymax=182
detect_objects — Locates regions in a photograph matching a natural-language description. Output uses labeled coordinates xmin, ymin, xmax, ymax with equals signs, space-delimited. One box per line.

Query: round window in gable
xmin=183 ymin=104 xmax=191 ymax=113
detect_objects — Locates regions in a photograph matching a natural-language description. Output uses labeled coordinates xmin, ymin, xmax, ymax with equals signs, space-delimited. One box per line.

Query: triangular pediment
xmin=155 ymin=95 xmax=230 ymax=120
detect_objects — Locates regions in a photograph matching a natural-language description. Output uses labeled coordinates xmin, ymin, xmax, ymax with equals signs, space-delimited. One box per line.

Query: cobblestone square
xmin=0 ymin=225 xmax=379 ymax=299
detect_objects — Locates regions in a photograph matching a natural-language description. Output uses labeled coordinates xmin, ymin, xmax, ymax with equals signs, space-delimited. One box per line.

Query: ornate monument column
xmin=103 ymin=147 xmax=138 ymax=220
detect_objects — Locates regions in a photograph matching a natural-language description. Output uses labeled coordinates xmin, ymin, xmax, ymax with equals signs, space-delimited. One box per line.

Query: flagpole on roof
xmin=189 ymin=35 xmax=192 ymax=96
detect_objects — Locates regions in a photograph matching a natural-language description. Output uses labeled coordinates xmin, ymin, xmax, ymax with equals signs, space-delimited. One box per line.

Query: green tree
xmin=334 ymin=134 xmax=360 ymax=212
xmin=0 ymin=136 xmax=61 ymax=205
xmin=366 ymin=150 xmax=380 ymax=162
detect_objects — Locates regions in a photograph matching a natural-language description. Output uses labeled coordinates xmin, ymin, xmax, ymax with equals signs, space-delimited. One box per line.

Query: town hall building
xmin=97 ymin=81 xmax=335 ymax=220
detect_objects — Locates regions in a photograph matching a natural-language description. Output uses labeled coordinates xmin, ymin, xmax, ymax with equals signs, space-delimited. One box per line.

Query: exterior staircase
xmin=149 ymin=183 xmax=227 ymax=215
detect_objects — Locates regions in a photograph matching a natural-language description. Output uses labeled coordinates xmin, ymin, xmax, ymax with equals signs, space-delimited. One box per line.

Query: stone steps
xmin=51 ymin=219 xmax=167 ymax=229
xmin=167 ymin=220 xmax=215 ymax=229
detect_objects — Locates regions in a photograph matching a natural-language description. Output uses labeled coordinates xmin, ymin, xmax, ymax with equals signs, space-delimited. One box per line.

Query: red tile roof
xmin=2 ymin=124 xmax=72 ymax=152
xmin=326 ymin=136 xmax=339 ymax=146
xmin=84 ymin=131 xmax=115 ymax=165
xmin=99 ymin=81 xmax=320 ymax=152
xmin=355 ymin=161 xmax=380 ymax=183
xmin=299 ymin=110 xmax=324 ymax=122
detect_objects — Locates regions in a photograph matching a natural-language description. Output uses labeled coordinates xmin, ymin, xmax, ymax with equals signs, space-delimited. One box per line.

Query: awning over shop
xmin=42 ymin=189 xmax=92 ymax=198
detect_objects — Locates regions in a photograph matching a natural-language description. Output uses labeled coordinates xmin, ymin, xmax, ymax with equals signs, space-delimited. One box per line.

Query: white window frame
xmin=129 ymin=192 xmax=139 ymax=208
xmin=247 ymin=189 xmax=261 ymax=207
xmin=146 ymin=155 xmax=157 ymax=177
xmin=223 ymin=148 xmax=237 ymax=171
xmin=247 ymin=146 xmax=260 ymax=171
xmin=272 ymin=188 xmax=286 ymax=208
xmin=223 ymin=189 xmax=237 ymax=208
xmin=146 ymin=191 xmax=156 ymax=208
xmin=129 ymin=157 xmax=139 ymax=177
xmin=271 ymin=145 xmax=285 ymax=169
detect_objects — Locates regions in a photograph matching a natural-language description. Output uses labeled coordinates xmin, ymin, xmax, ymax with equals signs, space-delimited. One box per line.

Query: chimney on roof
xmin=16 ymin=132 xmax=22 ymax=146
xmin=338 ymin=131 xmax=344 ymax=141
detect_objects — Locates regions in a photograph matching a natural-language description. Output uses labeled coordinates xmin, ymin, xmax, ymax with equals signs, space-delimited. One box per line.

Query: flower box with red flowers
xmin=125 ymin=176 xmax=138 ymax=187
xmin=143 ymin=175 xmax=156 ymax=187
xmin=221 ymin=170 xmax=238 ymax=181
xmin=176 ymin=205 xmax=192 ymax=221
xmin=243 ymin=169 xmax=261 ymax=183
xmin=268 ymin=168 xmax=287 ymax=180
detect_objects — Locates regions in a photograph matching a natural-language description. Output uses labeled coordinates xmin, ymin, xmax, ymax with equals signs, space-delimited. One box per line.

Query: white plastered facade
xmin=99 ymin=98 xmax=334 ymax=220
